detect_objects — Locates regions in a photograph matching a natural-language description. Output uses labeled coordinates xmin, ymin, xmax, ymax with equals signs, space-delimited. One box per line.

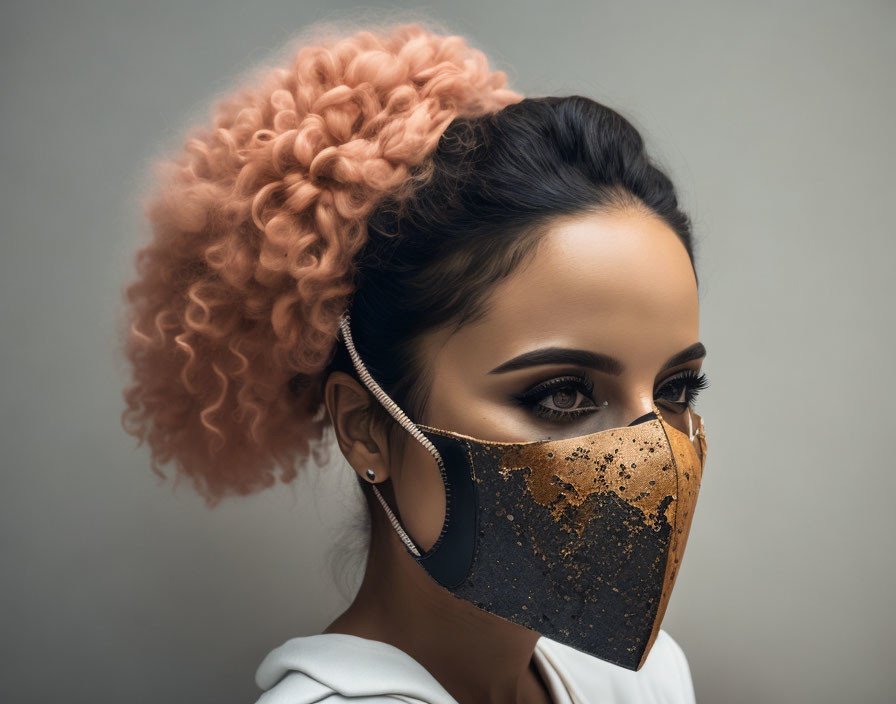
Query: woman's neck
xmin=323 ymin=512 xmax=554 ymax=704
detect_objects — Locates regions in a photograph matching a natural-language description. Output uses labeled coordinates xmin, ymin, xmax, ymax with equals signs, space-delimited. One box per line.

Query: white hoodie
xmin=254 ymin=629 xmax=696 ymax=703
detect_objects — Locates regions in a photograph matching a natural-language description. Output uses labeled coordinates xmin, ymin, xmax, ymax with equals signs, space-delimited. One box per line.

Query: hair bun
xmin=118 ymin=21 xmax=522 ymax=506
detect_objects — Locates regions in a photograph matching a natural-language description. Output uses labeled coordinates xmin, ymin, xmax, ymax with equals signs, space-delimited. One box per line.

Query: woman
xmin=120 ymin=21 xmax=708 ymax=704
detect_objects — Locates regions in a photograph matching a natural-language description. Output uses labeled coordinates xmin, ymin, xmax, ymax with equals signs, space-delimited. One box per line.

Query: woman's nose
xmin=627 ymin=407 xmax=659 ymax=427
xmin=620 ymin=395 xmax=659 ymax=428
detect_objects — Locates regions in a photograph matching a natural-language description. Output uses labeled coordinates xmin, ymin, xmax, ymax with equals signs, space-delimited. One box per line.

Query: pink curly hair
xmin=117 ymin=21 xmax=523 ymax=506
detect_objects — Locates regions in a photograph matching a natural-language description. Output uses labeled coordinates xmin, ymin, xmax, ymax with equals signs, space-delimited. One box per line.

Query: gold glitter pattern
xmin=497 ymin=417 xmax=677 ymax=538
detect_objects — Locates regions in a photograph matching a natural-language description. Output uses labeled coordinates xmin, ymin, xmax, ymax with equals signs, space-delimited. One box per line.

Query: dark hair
xmin=324 ymin=94 xmax=697 ymax=463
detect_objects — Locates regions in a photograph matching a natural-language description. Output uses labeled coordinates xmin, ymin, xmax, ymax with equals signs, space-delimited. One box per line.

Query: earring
xmin=365 ymin=468 xmax=376 ymax=482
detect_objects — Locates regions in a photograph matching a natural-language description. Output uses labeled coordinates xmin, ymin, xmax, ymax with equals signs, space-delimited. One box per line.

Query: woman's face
xmin=394 ymin=207 xmax=706 ymax=551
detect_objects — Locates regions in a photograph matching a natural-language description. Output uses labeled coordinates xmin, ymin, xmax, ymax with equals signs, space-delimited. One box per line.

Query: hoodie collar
xmin=255 ymin=633 xmax=458 ymax=703
xmin=256 ymin=633 xmax=572 ymax=703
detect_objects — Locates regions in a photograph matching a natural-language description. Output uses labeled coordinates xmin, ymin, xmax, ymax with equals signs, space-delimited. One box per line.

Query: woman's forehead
xmin=433 ymin=209 xmax=700 ymax=374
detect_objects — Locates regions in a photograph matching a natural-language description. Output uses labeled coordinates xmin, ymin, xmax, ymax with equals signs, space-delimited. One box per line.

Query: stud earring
xmin=365 ymin=468 xmax=376 ymax=482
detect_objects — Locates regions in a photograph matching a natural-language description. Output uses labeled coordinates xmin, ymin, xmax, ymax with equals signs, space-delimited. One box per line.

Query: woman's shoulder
xmin=534 ymin=629 xmax=696 ymax=704
xmin=254 ymin=632 xmax=457 ymax=704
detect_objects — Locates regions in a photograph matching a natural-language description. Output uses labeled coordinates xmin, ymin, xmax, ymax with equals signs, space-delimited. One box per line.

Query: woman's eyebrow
xmin=659 ymin=342 xmax=706 ymax=372
xmin=487 ymin=342 xmax=706 ymax=375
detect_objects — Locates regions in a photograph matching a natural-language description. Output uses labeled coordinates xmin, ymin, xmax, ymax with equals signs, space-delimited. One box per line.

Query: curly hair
xmin=117 ymin=21 xmax=523 ymax=506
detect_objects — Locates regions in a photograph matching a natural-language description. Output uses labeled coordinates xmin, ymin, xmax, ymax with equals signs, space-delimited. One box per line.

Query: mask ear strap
xmin=686 ymin=406 xmax=706 ymax=441
xmin=337 ymin=312 xmax=448 ymax=558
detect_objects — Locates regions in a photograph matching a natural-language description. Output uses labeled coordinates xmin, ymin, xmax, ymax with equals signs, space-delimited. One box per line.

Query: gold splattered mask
xmin=338 ymin=313 xmax=707 ymax=671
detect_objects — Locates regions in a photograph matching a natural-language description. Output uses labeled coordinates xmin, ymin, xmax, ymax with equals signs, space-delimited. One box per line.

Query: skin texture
xmin=322 ymin=206 xmax=704 ymax=704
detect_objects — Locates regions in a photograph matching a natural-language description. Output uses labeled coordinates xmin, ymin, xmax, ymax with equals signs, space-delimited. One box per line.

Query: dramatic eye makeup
xmin=509 ymin=374 xmax=606 ymax=423
xmin=495 ymin=342 xmax=708 ymax=424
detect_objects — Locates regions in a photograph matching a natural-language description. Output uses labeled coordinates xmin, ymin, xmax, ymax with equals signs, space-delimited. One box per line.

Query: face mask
xmin=337 ymin=313 xmax=707 ymax=671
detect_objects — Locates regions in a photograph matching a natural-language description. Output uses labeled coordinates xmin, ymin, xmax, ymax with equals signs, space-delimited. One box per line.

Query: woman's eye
xmin=540 ymin=385 xmax=592 ymax=412
xmin=655 ymin=369 xmax=709 ymax=411
xmin=512 ymin=376 xmax=605 ymax=423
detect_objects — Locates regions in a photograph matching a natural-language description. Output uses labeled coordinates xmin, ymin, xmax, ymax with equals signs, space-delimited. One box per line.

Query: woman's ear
xmin=324 ymin=370 xmax=392 ymax=483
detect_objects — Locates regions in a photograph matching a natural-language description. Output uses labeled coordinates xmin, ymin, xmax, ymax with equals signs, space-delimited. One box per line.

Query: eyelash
xmin=511 ymin=370 xmax=710 ymax=423
xmin=655 ymin=368 xmax=710 ymax=412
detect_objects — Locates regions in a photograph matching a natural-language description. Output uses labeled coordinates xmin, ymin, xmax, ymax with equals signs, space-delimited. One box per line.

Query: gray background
xmin=2 ymin=1 xmax=893 ymax=702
